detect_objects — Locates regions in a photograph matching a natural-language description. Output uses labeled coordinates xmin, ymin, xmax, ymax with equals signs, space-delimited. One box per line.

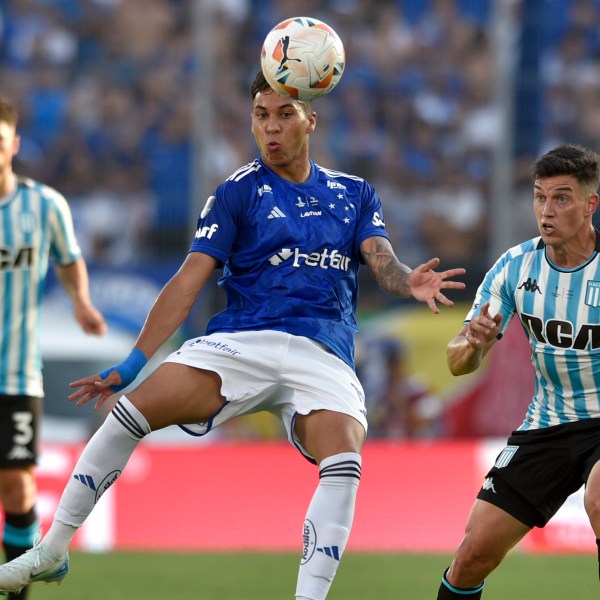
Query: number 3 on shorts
xmin=12 ymin=411 xmax=33 ymax=446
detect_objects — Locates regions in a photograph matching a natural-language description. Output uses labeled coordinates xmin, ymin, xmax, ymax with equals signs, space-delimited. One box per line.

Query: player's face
xmin=533 ymin=174 xmax=599 ymax=252
xmin=251 ymin=88 xmax=316 ymax=180
xmin=0 ymin=120 xmax=19 ymax=175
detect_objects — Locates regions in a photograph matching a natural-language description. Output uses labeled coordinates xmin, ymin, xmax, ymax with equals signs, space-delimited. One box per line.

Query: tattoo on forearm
xmin=363 ymin=238 xmax=411 ymax=296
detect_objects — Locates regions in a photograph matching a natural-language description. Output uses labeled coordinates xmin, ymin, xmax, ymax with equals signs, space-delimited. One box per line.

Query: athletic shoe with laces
xmin=0 ymin=539 xmax=69 ymax=595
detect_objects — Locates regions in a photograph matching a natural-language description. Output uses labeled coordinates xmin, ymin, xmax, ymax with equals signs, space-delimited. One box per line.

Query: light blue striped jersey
xmin=0 ymin=176 xmax=82 ymax=397
xmin=189 ymin=158 xmax=389 ymax=369
xmin=465 ymin=229 xmax=600 ymax=429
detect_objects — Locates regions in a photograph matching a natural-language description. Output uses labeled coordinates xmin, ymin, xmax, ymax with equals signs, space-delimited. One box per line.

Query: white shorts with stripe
xmin=164 ymin=330 xmax=368 ymax=462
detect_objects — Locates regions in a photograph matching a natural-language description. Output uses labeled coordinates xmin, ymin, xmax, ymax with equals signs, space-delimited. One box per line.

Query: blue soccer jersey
xmin=189 ymin=158 xmax=389 ymax=369
xmin=0 ymin=177 xmax=82 ymax=397
xmin=465 ymin=229 xmax=600 ymax=429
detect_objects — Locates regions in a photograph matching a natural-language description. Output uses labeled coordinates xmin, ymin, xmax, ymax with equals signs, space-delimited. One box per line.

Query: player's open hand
xmin=408 ymin=258 xmax=466 ymax=314
xmin=68 ymin=370 xmax=122 ymax=410
xmin=68 ymin=348 xmax=146 ymax=409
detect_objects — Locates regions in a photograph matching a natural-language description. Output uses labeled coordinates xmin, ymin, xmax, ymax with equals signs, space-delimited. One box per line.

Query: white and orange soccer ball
xmin=260 ymin=16 xmax=345 ymax=102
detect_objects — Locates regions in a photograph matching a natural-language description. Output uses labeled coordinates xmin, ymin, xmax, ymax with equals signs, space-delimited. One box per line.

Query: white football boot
xmin=0 ymin=540 xmax=69 ymax=595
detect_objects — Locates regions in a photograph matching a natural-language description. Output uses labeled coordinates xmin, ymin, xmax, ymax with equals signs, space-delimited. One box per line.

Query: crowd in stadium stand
xmin=2 ymin=0 xmax=598 ymax=269
xmin=0 ymin=2 xmax=467 ymax=265
xmin=2 ymin=0 xmax=600 ymax=437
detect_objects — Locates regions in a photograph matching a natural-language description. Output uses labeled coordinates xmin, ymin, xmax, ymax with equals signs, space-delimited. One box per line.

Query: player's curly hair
xmin=532 ymin=144 xmax=600 ymax=194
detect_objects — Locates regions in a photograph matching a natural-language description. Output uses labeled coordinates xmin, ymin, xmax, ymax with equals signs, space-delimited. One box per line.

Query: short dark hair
xmin=250 ymin=70 xmax=270 ymax=100
xmin=532 ymin=144 xmax=600 ymax=194
xmin=250 ymin=70 xmax=313 ymax=113
xmin=0 ymin=97 xmax=18 ymax=128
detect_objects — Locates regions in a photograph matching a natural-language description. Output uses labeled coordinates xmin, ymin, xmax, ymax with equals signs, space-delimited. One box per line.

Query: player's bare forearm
xmin=361 ymin=237 xmax=466 ymax=313
xmin=68 ymin=253 xmax=217 ymax=409
xmin=447 ymin=310 xmax=501 ymax=375
xmin=135 ymin=252 xmax=217 ymax=359
xmin=55 ymin=257 xmax=90 ymax=301
xmin=447 ymin=333 xmax=484 ymax=375
xmin=135 ymin=279 xmax=195 ymax=358
xmin=55 ymin=258 xmax=107 ymax=335
xmin=361 ymin=236 xmax=412 ymax=297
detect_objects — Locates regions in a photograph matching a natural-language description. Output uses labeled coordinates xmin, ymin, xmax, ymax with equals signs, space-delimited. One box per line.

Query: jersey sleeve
xmin=465 ymin=250 xmax=517 ymax=336
xmin=353 ymin=179 xmax=389 ymax=256
xmin=188 ymin=180 xmax=245 ymax=266
xmin=47 ymin=187 xmax=82 ymax=265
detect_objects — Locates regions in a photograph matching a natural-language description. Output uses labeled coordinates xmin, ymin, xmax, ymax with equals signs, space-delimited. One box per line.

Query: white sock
xmin=43 ymin=396 xmax=150 ymax=556
xmin=295 ymin=452 xmax=361 ymax=600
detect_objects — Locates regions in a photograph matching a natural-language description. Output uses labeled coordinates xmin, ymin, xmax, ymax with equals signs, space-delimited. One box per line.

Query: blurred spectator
xmin=0 ymin=0 xmax=499 ymax=272
xmin=72 ymin=158 xmax=155 ymax=266
xmin=420 ymin=164 xmax=488 ymax=291
xmin=359 ymin=337 xmax=443 ymax=439
xmin=142 ymin=97 xmax=193 ymax=258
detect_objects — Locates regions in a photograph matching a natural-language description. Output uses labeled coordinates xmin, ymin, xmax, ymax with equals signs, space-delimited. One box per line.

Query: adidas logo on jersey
xmin=268 ymin=207 xmax=286 ymax=219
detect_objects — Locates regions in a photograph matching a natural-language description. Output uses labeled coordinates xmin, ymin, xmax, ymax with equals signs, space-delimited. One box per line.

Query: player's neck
xmin=546 ymin=226 xmax=597 ymax=268
xmin=265 ymin=158 xmax=311 ymax=183
xmin=0 ymin=171 xmax=16 ymax=197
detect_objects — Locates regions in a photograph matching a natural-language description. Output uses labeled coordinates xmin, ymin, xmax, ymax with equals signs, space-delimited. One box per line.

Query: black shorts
xmin=0 ymin=395 xmax=42 ymax=468
xmin=477 ymin=419 xmax=600 ymax=529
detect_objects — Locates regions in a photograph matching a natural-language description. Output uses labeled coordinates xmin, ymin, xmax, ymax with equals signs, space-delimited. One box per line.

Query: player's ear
xmin=586 ymin=192 xmax=599 ymax=216
xmin=12 ymin=133 xmax=20 ymax=156
xmin=306 ymin=111 xmax=316 ymax=133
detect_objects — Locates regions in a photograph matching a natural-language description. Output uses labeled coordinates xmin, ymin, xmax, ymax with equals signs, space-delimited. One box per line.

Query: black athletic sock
xmin=437 ymin=568 xmax=485 ymax=599
xmin=596 ymin=538 xmax=600 ymax=582
xmin=3 ymin=509 xmax=39 ymax=600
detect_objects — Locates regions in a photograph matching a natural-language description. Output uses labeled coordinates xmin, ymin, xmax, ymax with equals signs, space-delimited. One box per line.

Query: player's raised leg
xmin=0 ymin=363 xmax=225 ymax=594
xmin=0 ymin=394 xmax=148 ymax=594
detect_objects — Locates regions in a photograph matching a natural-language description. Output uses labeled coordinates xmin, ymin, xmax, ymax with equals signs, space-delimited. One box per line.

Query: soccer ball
xmin=260 ymin=16 xmax=345 ymax=102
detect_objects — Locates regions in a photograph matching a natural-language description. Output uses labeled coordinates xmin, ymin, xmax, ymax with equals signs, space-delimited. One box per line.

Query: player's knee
xmin=0 ymin=470 xmax=35 ymax=513
xmin=584 ymin=493 xmax=600 ymax=530
xmin=295 ymin=412 xmax=365 ymax=464
xmin=108 ymin=396 xmax=151 ymax=440
xmin=450 ymin=542 xmax=499 ymax=586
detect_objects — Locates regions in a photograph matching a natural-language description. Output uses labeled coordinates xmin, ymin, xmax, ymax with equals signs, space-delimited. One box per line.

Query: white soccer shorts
xmin=164 ymin=330 xmax=368 ymax=462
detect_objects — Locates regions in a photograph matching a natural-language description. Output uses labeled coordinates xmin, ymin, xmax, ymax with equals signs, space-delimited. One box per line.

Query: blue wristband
xmin=99 ymin=348 xmax=148 ymax=392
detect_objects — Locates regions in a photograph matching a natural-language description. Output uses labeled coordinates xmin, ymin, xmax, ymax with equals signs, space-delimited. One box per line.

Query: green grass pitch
xmin=32 ymin=551 xmax=597 ymax=599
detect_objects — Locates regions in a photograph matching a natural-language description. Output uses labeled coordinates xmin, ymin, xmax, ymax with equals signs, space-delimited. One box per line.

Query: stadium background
xmin=1 ymin=0 xmax=599 ymax=554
